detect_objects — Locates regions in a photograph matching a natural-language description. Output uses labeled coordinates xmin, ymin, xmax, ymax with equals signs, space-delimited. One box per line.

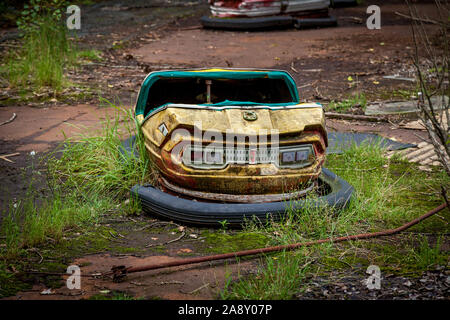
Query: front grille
xmin=182 ymin=144 xmax=315 ymax=169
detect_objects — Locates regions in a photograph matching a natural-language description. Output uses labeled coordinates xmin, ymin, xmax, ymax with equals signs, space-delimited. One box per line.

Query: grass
xmin=1 ymin=100 xmax=153 ymax=258
xmin=327 ymin=93 xmax=367 ymax=113
xmin=220 ymin=143 xmax=449 ymax=299
xmin=4 ymin=16 xmax=76 ymax=91
xmin=0 ymin=100 xmax=154 ymax=297
xmin=409 ymin=235 xmax=447 ymax=269
xmin=221 ymin=249 xmax=316 ymax=300
xmin=89 ymin=291 xmax=140 ymax=300
xmin=1 ymin=16 xmax=102 ymax=96
xmin=76 ymin=49 xmax=103 ymax=62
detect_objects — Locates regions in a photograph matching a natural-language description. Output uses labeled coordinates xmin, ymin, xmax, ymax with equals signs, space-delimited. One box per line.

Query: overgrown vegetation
xmin=221 ymin=144 xmax=449 ymax=299
xmin=1 ymin=102 xmax=153 ymax=259
xmin=327 ymin=93 xmax=367 ymax=113
xmin=1 ymin=0 xmax=98 ymax=94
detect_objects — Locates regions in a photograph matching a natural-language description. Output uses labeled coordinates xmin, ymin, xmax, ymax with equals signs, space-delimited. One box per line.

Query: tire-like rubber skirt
xmin=294 ymin=16 xmax=337 ymax=29
xmin=122 ymin=136 xmax=354 ymax=227
xmin=331 ymin=0 xmax=358 ymax=8
xmin=200 ymin=15 xmax=337 ymax=31
xmin=131 ymin=167 xmax=353 ymax=227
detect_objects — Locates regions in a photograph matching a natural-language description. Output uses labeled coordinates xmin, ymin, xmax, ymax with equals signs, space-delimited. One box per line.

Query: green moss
xmin=0 ymin=262 xmax=32 ymax=298
xmin=52 ymin=226 xmax=114 ymax=256
xmin=326 ymin=93 xmax=366 ymax=113
xmin=200 ymin=231 xmax=269 ymax=254
xmin=148 ymin=245 xmax=166 ymax=253
xmin=110 ymin=246 xmax=142 ymax=254
xmin=88 ymin=291 xmax=139 ymax=300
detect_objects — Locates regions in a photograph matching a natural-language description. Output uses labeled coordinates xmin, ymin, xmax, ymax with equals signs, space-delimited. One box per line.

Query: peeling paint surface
xmin=138 ymin=69 xmax=327 ymax=198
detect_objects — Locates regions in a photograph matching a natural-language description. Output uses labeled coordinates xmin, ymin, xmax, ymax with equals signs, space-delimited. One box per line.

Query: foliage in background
xmin=327 ymin=93 xmax=367 ymax=113
xmin=16 ymin=0 xmax=68 ymax=33
xmin=3 ymin=0 xmax=78 ymax=91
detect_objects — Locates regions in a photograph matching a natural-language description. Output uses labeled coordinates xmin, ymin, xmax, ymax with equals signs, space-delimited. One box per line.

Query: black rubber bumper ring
xmin=131 ymin=167 xmax=354 ymax=227
xmin=294 ymin=16 xmax=337 ymax=29
xmin=330 ymin=0 xmax=358 ymax=8
xmin=200 ymin=15 xmax=296 ymax=30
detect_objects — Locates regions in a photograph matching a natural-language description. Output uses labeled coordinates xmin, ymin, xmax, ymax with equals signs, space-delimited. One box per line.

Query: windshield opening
xmin=144 ymin=77 xmax=294 ymax=116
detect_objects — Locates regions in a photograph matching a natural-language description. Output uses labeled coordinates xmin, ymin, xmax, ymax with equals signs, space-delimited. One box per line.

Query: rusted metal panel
xmin=137 ymin=69 xmax=328 ymax=200
xmin=140 ymin=105 xmax=326 ymax=196
xmin=140 ymin=104 xmax=326 ymax=148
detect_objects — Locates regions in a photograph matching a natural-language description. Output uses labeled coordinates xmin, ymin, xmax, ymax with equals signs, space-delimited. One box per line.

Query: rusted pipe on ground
xmin=111 ymin=203 xmax=448 ymax=281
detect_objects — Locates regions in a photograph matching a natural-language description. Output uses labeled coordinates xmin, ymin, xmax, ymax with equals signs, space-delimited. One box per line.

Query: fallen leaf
xmin=178 ymin=248 xmax=192 ymax=254
xmin=41 ymin=288 xmax=54 ymax=295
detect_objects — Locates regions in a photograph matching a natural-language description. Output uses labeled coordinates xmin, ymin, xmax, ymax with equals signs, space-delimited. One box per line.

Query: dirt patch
xmin=0 ymin=104 xmax=126 ymax=152
xmin=7 ymin=254 xmax=257 ymax=300
xmin=0 ymin=104 xmax=132 ymax=212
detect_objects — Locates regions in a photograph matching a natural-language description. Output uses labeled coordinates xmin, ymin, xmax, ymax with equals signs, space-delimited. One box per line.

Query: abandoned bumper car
xmin=200 ymin=0 xmax=358 ymax=30
xmin=124 ymin=69 xmax=353 ymax=226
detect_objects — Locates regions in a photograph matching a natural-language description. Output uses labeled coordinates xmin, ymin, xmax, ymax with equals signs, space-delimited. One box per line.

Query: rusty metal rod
xmin=112 ymin=203 xmax=448 ymax=280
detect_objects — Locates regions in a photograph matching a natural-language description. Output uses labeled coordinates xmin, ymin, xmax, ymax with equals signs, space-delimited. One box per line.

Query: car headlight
xmin=279 ymin=145 xmax=315 ymax=168
xmin=183 ymin=145 xmax=225 ymax=169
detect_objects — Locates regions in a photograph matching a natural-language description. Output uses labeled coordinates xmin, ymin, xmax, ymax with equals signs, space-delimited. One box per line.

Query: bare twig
xmin=146 ymin=230 xmax=186 ymax=248
xmin=441 ymin=187 xmax=450 ymax=212
xmin=0 ymin=113 xmax=16 ymax=126
xmin=394 ymin=11 xmax=444 ymax=26
xmin=0 ymin=153 xmax=20 ymax=163
xmin=290 ymin=61 xmax=299 ymax=74
xmin=406 ymin=0 xmax=450 ymax=175
xmin=27 ymin=248 xmax=44 ymax=264
xmin=187 ymin=283 xmax=210 ymax=294
xmin=155 ymin=280 xmax=184 ymax=285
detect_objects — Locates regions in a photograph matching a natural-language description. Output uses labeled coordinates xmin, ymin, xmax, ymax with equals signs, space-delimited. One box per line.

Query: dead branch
xmin=406 ymin=0 xmax=450 ymax=175
xmin=290 ymin=61 xmax=299 ymax=74
xmin=0 ymin=152 xmax=20 ymax=163
xmin=0 ymin=113 xmax=16 ymax=126
xmin=394 ymin=11 xmax=444 ymax=26
xmin=325 ymin=112 xmax=388 ymax=122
